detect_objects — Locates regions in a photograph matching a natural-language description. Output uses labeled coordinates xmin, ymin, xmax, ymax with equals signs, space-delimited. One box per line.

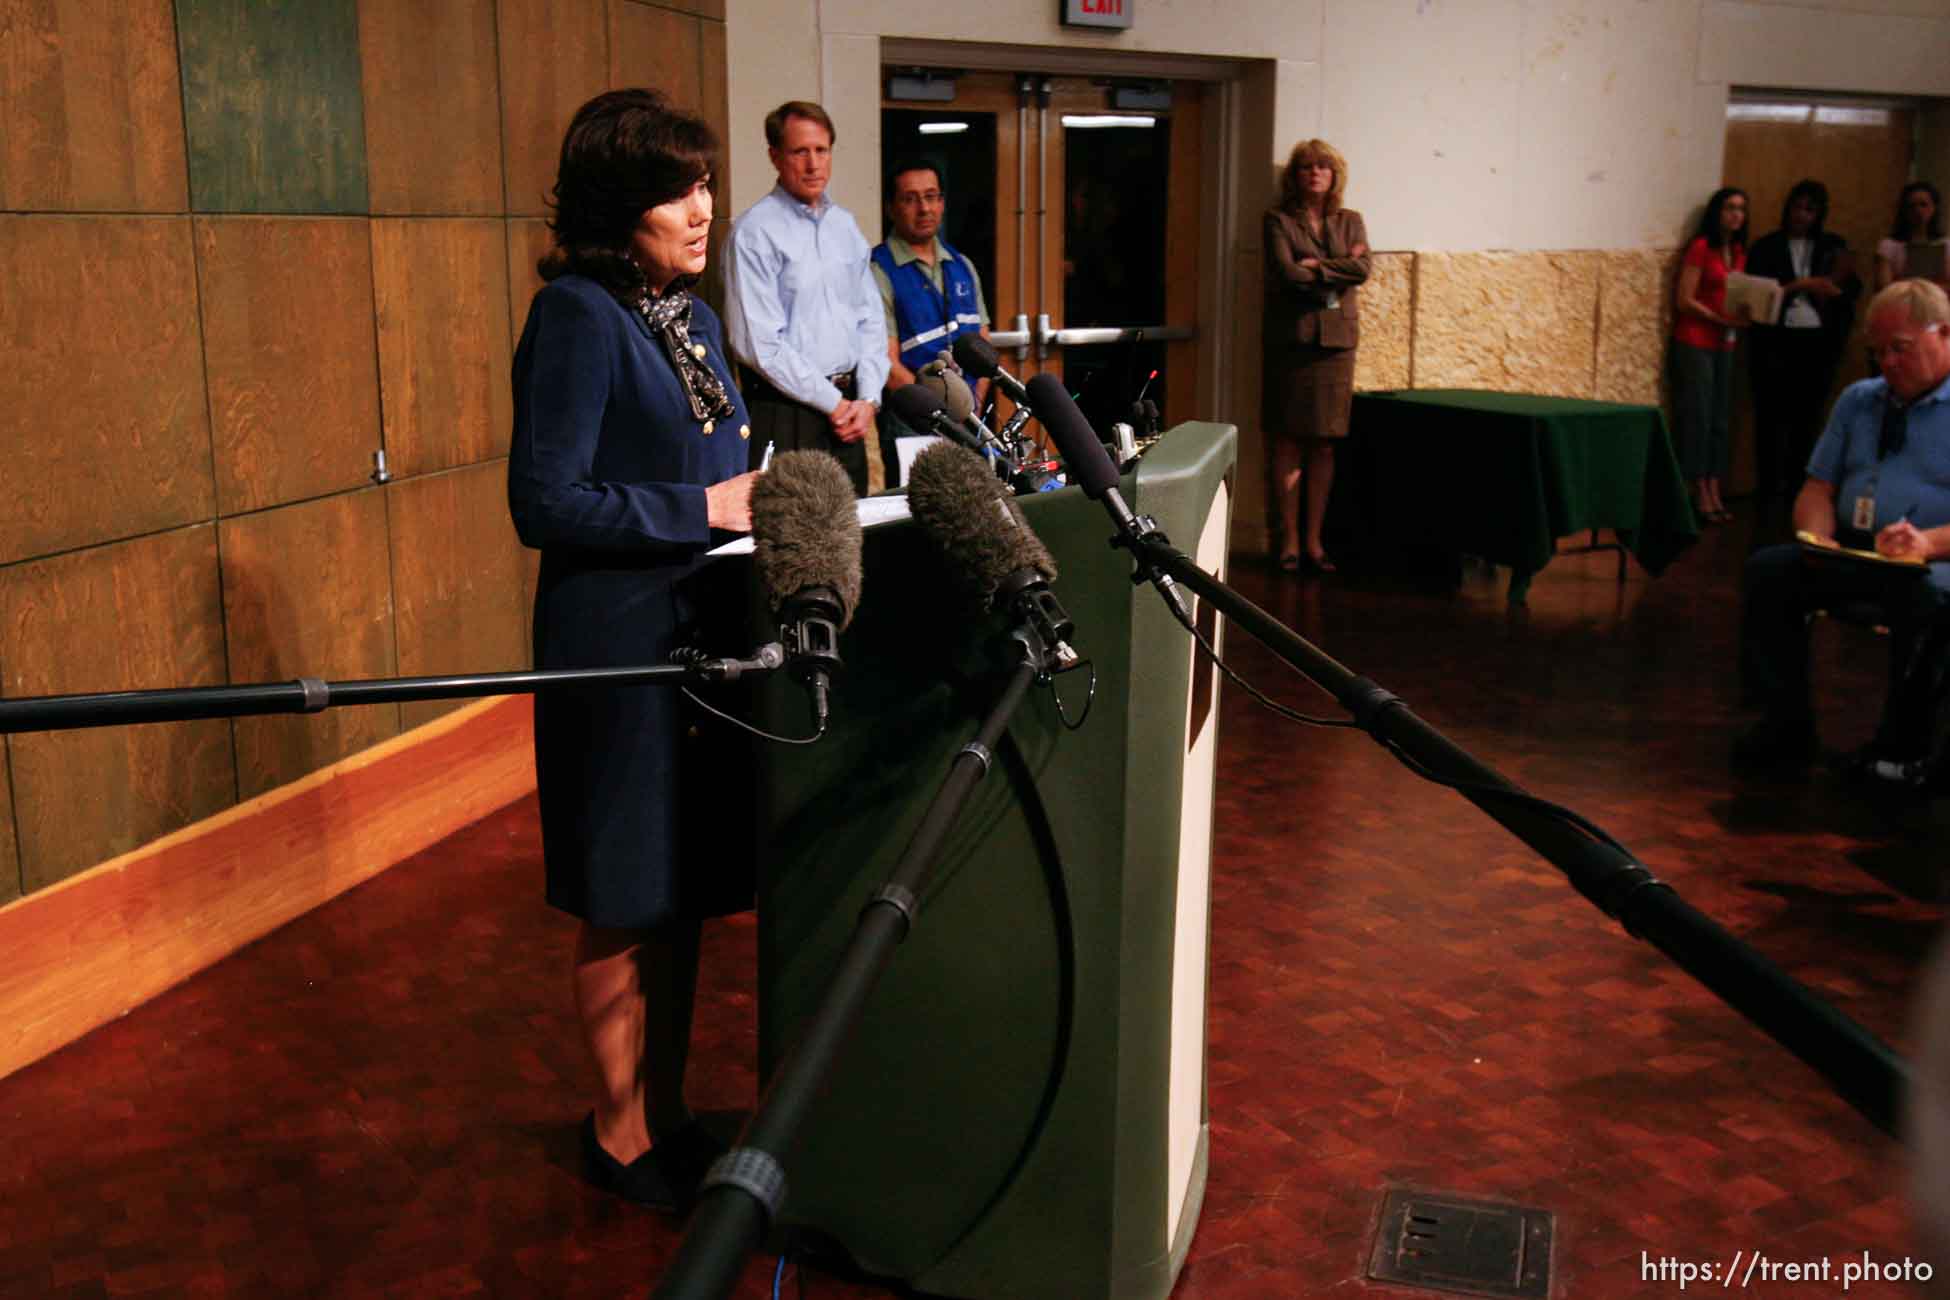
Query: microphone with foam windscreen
xmin=916 ymin=358 xmax=1011 ymax=467
xmin=751 ymin=451 xmax=862 ymax=730
xmin=887 ymin=383 xmax=989 ymax=458
xmin=916 ymin=354 xmax=977 ymax=425
xmin=952 ymin=336 xmax=1041 ymax=466
xmin=906 ymin=442 xmax=1077 ymax=671
xmin=952 ymin=333 xmax=1031 ymax=408
xmin=1023 ymin=371 xmax=1195 ymax=628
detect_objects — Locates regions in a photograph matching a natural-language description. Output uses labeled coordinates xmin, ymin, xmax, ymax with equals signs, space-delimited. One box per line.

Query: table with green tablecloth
xmin=1341 ymin=388 xmax=1700 ymax=601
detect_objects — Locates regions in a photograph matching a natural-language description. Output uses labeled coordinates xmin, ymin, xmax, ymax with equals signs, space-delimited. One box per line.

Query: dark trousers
xmin=740 ymin=370 xmax=868 ymax=497
xmin=1749 ymin=329 xmax=1843 ymax=499
xmin=1670 ymin=341 xmax=1732 ymax=481
xmin=1740 ymin=542 xmax=1950 ymax=756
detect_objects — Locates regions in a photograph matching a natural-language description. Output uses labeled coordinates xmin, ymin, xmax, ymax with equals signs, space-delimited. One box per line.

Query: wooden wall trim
xmin=0 ymin=694 xmax=536 ymax=1082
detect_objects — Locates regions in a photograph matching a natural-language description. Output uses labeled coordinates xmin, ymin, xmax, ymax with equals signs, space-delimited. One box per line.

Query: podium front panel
xmin=752 ymin=422 xmax=1236 ymax=1300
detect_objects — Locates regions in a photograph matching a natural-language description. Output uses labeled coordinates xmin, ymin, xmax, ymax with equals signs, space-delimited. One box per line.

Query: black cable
xmin=1375 ymin=735 xmax=1631 ymax=858
xmin=1048 ymin=659 xmax=1097 ymax=731
xmin=1177 ymin=603 xmax=1360 ymax=731
xmin=1177 ymin=590 xmax=1629 ymax=855
xmin=680 ymin=687 xmax=824 ymax=745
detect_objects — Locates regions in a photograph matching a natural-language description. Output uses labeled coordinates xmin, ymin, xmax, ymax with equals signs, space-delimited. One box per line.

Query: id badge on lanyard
xmin=1852 ymin=468 xmax=1879 ymax=532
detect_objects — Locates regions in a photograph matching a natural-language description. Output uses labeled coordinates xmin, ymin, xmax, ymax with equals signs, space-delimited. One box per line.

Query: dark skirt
xmin=532 ymin=558 xmax=753 ymax=930
xmin=1263 ymin=342 xmax=1356 ymax=439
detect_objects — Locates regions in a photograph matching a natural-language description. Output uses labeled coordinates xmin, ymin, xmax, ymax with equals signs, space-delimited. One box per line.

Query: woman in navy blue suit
xmin=509 ymin=89 xmax=756 ymax=1209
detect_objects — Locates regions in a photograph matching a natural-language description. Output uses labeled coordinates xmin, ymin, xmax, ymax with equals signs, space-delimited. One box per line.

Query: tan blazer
xmin=1263 ymin=207 xmax=1371 ymax=350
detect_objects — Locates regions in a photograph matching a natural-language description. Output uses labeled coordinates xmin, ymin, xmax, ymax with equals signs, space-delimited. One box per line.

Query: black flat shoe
xmin=579 ymin=1114 xmax=733 ymax=1212
xmin=648 ymin=1120 xmax=730 ymax=1205
xmin=1278 ymin=552 xmax=1301 ymax=573
xmin=580 ymin=1113 xmax=685 ymax=1210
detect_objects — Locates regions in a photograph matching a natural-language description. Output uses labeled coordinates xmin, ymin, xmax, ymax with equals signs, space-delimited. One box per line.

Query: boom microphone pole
xmin=0 ymin=657 xmax=775 ymax=734
xmin=0 ymin=452 xmax=866 ymax=738
xmin=653 ymin=444 xmax=1080 ymax=1300
xmin=1031 ymin=378 xmax=1909 ymax=1139
xmin=1025 ymin=371 xmax=1194 ymax=628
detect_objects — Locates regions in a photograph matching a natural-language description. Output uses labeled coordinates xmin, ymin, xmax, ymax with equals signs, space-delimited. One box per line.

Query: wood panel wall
xmin=0 ymin=0 xmax=731 ymax=902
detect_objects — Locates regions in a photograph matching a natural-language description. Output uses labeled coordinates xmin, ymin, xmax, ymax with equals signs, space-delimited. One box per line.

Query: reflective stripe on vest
xmin=872 ymin=241 xmax=982 ymax=373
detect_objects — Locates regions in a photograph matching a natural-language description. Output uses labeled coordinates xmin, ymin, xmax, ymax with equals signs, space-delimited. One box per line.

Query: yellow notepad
xmin=1796 ymin=530 xmax=1929 ymax=569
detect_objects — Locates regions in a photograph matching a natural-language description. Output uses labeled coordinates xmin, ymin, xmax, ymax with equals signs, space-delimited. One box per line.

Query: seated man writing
xmin=1736 ymin=278 xmax=1950 ymax=773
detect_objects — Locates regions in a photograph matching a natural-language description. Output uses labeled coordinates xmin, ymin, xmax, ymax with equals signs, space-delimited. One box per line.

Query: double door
xmin=882 ymin=70 xmax=1203 ymax=435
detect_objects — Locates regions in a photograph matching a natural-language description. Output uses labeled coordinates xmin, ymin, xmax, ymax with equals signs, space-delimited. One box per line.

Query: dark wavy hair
xmin=540 ymin=88 xmax=717 ymax=298
xmin=1779 ymin=178 xmax=1828 ymax=234
xmin=1891 ymin=180 xmax=1945 ymax=241
xmin=1693 ymin=187 xmax=1749 ymax=252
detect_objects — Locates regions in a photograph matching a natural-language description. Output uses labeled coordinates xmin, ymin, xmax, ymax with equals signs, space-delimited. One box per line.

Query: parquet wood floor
xmin=1 ymin=504 xmax=1941 ymax=1298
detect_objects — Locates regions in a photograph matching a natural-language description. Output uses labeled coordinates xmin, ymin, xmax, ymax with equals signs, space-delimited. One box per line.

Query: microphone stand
xmin=652 ymin=618 xmax=1069 ymax=1300
xmin=0 ymin=650 xmax=787 ymax=734
xmin=1116 ymin=527 xmax=1907 ymax=1139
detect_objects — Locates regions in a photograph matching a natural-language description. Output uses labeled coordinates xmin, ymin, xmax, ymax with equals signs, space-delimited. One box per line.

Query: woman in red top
xmin=1671 ymin=187 xmax=1751 ymax=523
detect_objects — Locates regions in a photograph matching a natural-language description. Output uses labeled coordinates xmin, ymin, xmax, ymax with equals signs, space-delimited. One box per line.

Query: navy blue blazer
xmin=509 ymin=274 xmax=753 ymax=926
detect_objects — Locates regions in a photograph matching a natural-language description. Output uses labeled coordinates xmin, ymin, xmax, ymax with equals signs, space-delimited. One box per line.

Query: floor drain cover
xmin=1366 ymin=1189 xmax=1552 ymax=1298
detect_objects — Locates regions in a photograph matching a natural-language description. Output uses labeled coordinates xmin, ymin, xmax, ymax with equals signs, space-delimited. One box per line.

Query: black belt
xmin=741 ymin=366 xmax=857 ymax=405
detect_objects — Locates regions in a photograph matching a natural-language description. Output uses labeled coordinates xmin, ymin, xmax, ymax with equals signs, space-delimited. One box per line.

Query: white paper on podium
xmin=706 ymin=493 xmax=912 ymax=556
xmin=894 ymin=434 xmax=945 ymax=488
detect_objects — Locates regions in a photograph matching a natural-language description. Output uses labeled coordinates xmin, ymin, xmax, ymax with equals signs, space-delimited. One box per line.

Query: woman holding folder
xmin=1874 ymin=181 xmax=1949 ymax=292
xmin=1746 ymin=180 xmax=1858 ymax=501
xmin=1671 ymin=186 xmax=1751 ymax=523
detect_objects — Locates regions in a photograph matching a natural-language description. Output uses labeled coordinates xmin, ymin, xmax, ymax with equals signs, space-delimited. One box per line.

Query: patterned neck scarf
xmin=636 ymin=283 xmax=737 ymax=425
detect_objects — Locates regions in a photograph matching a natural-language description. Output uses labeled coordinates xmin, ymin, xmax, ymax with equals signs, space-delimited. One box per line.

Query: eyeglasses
xmin=893 ymin=191 xmax=944 ymax=207
xmin=1873 ymin=323 xmax=1944 ymax=362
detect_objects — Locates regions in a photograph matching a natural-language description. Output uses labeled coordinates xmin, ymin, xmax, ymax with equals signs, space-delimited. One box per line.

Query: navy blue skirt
xmin=532 ymin=557 xmax=753 ymax=929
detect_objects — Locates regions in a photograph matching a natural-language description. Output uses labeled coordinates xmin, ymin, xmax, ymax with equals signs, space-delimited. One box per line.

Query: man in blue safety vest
xmin=871 ymin=159 xmax=990 ymax=485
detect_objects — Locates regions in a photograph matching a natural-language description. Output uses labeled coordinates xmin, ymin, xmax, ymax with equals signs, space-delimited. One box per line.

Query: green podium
xmin=752 ymin=421 xmax=1237 ymax=1299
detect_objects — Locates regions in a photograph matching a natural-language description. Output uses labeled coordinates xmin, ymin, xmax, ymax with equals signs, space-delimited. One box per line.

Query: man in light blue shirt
xmin=723 ymin=101 xmax=890 ymax=496
xmin=1737 ymin=279 xmax=1950 ymax=776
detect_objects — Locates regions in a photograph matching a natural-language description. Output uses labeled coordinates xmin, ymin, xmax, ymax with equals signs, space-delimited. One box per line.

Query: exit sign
xmin=1062 ymin=0 xmax=1132 ymax=29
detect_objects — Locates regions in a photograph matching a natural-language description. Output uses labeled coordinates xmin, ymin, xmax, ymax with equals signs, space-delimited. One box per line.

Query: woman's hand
xmin=706 ymin=471 xmax=758 ymax=532
xmin=1299 ymin=257 xmax=1321 ymax=271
